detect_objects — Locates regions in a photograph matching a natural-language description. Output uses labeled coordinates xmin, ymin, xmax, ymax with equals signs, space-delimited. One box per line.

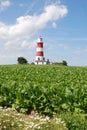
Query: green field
xmin=0 ymin=65 xmax=87 ymax=129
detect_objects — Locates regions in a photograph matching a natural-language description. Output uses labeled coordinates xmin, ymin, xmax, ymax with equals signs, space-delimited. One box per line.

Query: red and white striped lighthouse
xmin=35 ymin=36 xmax=46 ymax=64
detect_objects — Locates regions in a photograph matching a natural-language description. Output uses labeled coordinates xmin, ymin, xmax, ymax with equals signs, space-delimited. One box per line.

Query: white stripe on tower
xmin=36 ymin=47 xmax=43 ymax=52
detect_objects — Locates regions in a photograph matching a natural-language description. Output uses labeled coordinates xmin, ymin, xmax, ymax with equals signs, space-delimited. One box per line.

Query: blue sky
xmin=0 ymin=0 xmax=87 ymax=66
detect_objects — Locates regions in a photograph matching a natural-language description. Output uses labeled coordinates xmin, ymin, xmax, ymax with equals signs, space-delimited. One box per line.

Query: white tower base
xmin=35 ymin=61 xmax=47 ymax=65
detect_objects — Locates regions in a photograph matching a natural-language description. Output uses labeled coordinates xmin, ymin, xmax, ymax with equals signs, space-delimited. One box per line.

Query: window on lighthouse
xmin=38 ymin=57 xmax=40 ymax=61
xmin=43 ymin=57 xmax=45 ymax=61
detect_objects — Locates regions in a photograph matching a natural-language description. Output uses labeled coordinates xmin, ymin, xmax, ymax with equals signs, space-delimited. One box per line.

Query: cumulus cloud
xmin=0 ymin=0 xmax=11 ymax=12
xmin=0 ymin=3 xmax=68 ymax=64
xmin=5 ymin=39 xmax=36 ymax=50
xmin=0 ymin=4 xmax=68 ymax=44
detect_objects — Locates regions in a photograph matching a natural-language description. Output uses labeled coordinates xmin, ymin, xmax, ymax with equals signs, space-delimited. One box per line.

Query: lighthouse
xmin=35 ymin=36 xmax=46 ymax=64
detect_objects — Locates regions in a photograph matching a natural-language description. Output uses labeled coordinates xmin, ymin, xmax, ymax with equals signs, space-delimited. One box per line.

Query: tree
xmin=62 ymin=60 xmax=67 ymax=66
xmin=17 ymin=57 xmax=28 ymax=64
xmin=46 ymin=59 xmax=50 ymax=64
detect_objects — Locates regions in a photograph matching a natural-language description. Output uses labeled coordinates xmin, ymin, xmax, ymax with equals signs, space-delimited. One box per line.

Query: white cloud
xmin=58 ymin=43 xmax=69 ymax=50
xmin=74 ymin=46 xmax=87 ymax=55
xmin=5 ymin=39 xmax=36 ymax=50
xmin=0 ymin=0 xmax=11 ymax=12
xmin=0 ymin=4 xmax=68 ymax=41
xmin=0 ymin=3 xmax=68 ymax=64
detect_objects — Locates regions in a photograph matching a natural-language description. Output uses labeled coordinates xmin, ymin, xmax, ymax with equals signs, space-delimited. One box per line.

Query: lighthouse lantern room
xmin=35 ymin=36 xmax=46 ymax=64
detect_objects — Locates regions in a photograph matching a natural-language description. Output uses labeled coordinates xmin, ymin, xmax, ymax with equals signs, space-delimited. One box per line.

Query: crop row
xmin=0 ymin=65 xmax=87 ymax=115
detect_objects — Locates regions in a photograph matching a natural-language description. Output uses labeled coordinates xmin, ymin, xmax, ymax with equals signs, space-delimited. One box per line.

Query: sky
xmin=0 ymin=0 xmax=87 ymax=66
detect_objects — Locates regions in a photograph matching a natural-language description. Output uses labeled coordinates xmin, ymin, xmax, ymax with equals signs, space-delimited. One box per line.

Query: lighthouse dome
xmin=37 ymin=36 xmax=43 ymax=42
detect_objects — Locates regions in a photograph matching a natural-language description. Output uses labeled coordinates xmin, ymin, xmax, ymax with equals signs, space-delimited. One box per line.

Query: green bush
xmin=17 ymin=57 xmax=28 ymax=64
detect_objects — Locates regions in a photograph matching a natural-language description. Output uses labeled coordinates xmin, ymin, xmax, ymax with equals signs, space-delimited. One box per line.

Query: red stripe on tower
xmin=36 ymin=52 xmax=43 ymax=56
xmin=36 ymin=36 xmax=44 ymax=61
xmin=37 ymin=43 xmax=43 ymax=48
